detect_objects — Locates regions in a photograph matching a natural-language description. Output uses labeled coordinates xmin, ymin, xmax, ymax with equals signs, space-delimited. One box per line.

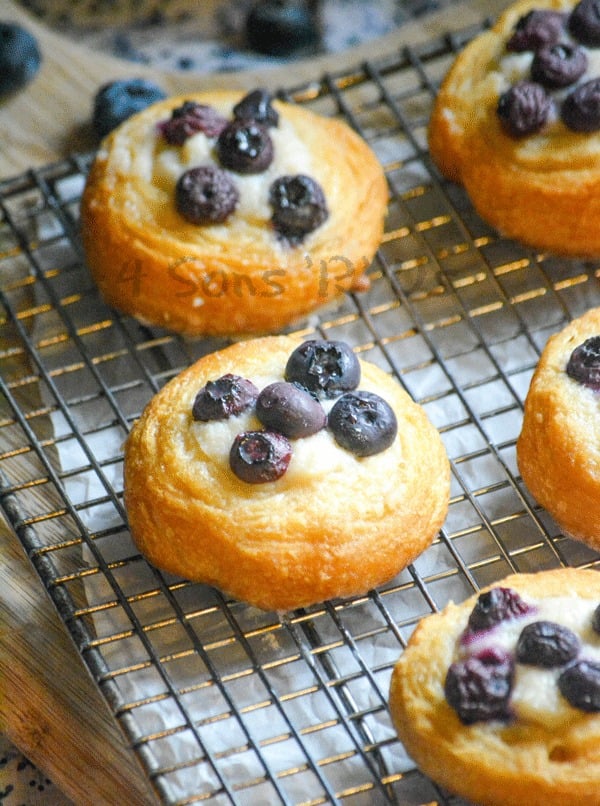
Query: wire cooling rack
xmin=2 ymin=20 xmax=600 ymax=806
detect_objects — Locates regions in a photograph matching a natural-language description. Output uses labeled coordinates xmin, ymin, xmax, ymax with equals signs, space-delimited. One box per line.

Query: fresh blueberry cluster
xmin=566 ymin=335 xmax=600 ymax=389
xmin=445 ymin=586 xmax=600 ymax=724
xmin=497 ymin=1 xmax=600 ymax=137
xmin=191 ymin=339 xmax=398 ymax=484
xmin=160 ymin=88 xmax=329 ymax=243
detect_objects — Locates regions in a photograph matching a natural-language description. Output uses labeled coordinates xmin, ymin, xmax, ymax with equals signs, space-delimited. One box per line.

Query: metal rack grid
xmin=2 ymin=19 xmax=600 ymax=805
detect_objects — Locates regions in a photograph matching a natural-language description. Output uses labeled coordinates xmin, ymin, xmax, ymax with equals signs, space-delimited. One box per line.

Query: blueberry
xmin=192 ymin=374 xmax=259 ymax=421
xmin=593 ymin=604 xmax=600 ymax=635
xmin=229 ymin=430 xmax=292 ymax=483
xmin=497 ymin=81 xmax=553 ymax=138
xmin=245 ymin=0 xmax=320 ymax=57
xmin=93 ymin=78 xmax=167 ymax=139
xmin=566 ymin=336 xmax=600 ymax=389
xmin=159 ymin=100 xmax=228 ymax=145
xmin=216 ymin=119 xmax=274 ymax=174
xmin=233 ymin=88 xmax=279 ymax=127
xmin=516 ymin=621 xmax=580 ymax=668
xmin=506 ymin=10 xmax=566 ymax=52
xmin=0 ymin=22 xmax=41 ymax=98
xmin=255 ymin=381 xmax=326 ymax=438
xmin=328 ymin=391 xmax=397 ymax=457
xmin=444 ymin=648 xmax=515 ymax=725
xmin=562 ymin=79 xmax=600 ymax=133
xmin=558 ymin=659 xmax=600 ymax=711
xmin=285 ymin=340 xmax=361 ymax=399
xmin=569 ymin=0 xmax=600 ymax=46
xmin=467 ymin=587 xmax=531 ymax=633
xmin=175 ymin=166 xmax=239 ymax=225
xmin=531 ymin=44 xmax=587 ymax=89
xmin=269 ymin=175 xmax=328 ymax=243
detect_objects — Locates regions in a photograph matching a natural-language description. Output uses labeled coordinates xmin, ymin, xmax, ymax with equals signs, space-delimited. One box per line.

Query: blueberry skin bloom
xmin=92 ymin=78 xmax=167 ymax=139
xmin=0 ymin=22 xmax=41 ymax=97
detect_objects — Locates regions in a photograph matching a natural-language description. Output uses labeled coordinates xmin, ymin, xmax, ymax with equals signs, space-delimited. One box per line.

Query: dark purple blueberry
xmin=285 ymin=340 xmax=361 ymax=399
xmin=175 ymin=165 xmax=239 ymax=225
xmin=566 ymin=336 xmax=600 ymax=389
xmin=467 ymin=587 xmax=531 ymax=633
xmin=229 ymin=430 xmax=292 ymax=483
xmin=255 ymin=381 xmax=326 ymax=438
xmin=531 ymin=44 xmax=587 ymax=89
xmin=245 ymin=0 xmax=321 ymax=57
xmin=497 ymin=81 xmax=552 ymax=138
xmin=506 ymin=10 xmax=566 ymax=52
xmin=233 ymin=88 xmax=279 ymax=127
xmin=269 ymin=175 xmax=328 ymax=243
xmin=0 ymin=22 xmax=41 ymax=98
xmin=569 ymin=0 xmax=600 ymax=46
xmin=593 ymin=604 xmax=600 ymax=635
xmin=516 ymin=621 xmax=580 ymax=668
xmin=562 ymin=79 xmax=600 ymax=132
xmin=158 ymin=100 xmax=228 ymax=145
xmin=444 ymin=648 xmax=515 ymax=725
xmin=93 ymin=78 xmax=167 ymax=139
xmin=192 ymin=374 xmax=259 ymax=421
xmin=216 ymin=119 xmax=274 ymax=174
xmin=558 ymin=659 xmax=600 ymax=711
xmin=328 ymin=391 xmax=397 ymax=457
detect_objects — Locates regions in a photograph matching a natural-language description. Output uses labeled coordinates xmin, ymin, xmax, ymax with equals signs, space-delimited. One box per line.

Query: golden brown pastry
xmin=389 ymin=568 xmax=600 ymax=806
xmin=80 ymin=88 xmax=388 ymax=336
xmin=517 ymin=307 xmax=600 ymax=547
xmin=123 ymin=335 xmax=450 ymax=611
xmin=428 ymin=0 xmax=600 ymax=257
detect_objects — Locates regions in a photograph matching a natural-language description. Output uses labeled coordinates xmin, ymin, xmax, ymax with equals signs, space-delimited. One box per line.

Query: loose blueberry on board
xmin=516 ymin=621 xmax=580 ymax=667
xmin=328 ymin=391 xmax=397 ymax=457
xmin=569 ymin=0 xmax=600 ymax=46
xmin=562 ymin=78 xmax=600 ymax=132
xmin=593 ymin=604 xmax=600 ymax=635
xmin=497 ymin=81 xmax=553 ymax=137
xmin=92 ymin=78 xmax=167 ymax=139
xmin=558 ymin=659 xmax=600 ymax=711
xmin=175 ymin=166 xmax=239 ymax=225
xmin=229 ymin=430 xmax=292 ymax=483
xmin=245 ymin=0 xmax=320 ymax=57
xmin=285 ymin=340 xmax=361 ymax=399
xmin=566 ymin=336 xmax=600 ymax=388
xmin=444 ymin=648 xmax=515 ymax=724
xmin=531 ymin=43 xmax=587 ymax=89
xmin=216 ymin=119 xmax=274 ymax=174
xmin=159 ymin=101 xmax=228 ymax=145
xmin=0 ymin=22 xmax=41 ymax=98
xmin=255 ymin=381 xmax=326 ymax=438
xmin=192 ymin=374 xmax=259 ymax=421
xmin=269 ymin=175 xmax=329 ymax=243
xmin=233 ymin=88 xmax=279 ymax=127
xmin=506 ymin=9 xmax=566 ymax=52
xmin=466 ymin=587 xmax=531 ymax=633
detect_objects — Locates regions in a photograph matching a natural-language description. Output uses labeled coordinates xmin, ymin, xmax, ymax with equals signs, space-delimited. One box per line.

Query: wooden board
xmin=0 ymin=0 xmax=509 ymax=802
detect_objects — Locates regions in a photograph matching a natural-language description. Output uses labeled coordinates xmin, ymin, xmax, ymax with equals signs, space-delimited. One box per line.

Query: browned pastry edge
xmin=428 ymin=0 xmax=600 ymax=257
xmin=123 ymin=335 xmax=450 ymax=611
xmin=389 ymin=568 xmax=600 ymax=806
xmin=80 ymin=91 xmax=388 ymax=336
xmin=517 ymin=307 xmax=600 ymax=548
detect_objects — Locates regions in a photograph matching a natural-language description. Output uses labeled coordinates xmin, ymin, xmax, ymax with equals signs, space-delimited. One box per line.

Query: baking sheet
xmin=2 ymin=23 xmax=600 ymax=804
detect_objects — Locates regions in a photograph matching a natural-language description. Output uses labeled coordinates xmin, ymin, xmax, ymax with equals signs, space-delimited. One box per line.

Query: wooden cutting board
xmin=0 ymin=0 xmax=508 ymax=803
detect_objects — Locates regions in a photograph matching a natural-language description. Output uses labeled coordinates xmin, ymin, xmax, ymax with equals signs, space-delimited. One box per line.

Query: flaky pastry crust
xmin=389 ymin=568 xmax=600 ymax=806
xmin=80 ymin=90 xmax=388 ymax=336
xmin=428 ymin=0 xmax=600 ymax=256
xmin=517 ymin=308 xmax=600 ymax=547
xmin=123 ymin=336 xmax=450 ymax=611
